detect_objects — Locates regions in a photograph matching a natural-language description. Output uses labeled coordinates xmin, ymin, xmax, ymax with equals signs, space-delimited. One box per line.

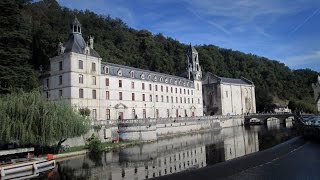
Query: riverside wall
xmin=63 ymin=115 xmax=244 ymax=147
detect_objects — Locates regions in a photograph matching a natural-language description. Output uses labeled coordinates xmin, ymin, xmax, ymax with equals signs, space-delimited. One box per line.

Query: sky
xmin=58 ymin=0 xmax=320 ymax=72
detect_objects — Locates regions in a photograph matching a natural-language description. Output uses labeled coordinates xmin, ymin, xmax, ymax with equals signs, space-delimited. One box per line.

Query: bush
xmin=87 ymin=134 xmax=103 ymax=153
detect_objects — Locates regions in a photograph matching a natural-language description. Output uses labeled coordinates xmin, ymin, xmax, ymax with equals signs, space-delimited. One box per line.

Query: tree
xmin=0 ymin=0 xmax=38 ymax=94
xmin=0 ymin=91 xmax=90 ymax=147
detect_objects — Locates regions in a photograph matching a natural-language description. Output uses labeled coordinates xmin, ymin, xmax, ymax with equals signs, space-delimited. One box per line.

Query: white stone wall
xmin=220 ymin=83 xmax=256 ymax=115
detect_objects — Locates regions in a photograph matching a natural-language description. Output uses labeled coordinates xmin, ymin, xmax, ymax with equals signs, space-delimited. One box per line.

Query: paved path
xmin=155 ymin=137 xmax=320 ymax=180
xmin=227 ymin=141 xmax=320 ymax=180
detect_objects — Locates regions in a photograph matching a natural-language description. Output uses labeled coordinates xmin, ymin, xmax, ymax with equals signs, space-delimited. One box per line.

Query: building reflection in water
xmin=48 ymin=123 xmax=293 ymax=180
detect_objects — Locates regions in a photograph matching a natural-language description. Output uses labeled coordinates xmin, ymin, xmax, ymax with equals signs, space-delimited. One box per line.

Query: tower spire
xmin=70 ymin=16 xmax=81 ymax=34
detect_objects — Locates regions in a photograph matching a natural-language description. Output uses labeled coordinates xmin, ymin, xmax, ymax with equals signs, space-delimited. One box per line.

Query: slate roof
xmin=101 ymin=62 xmax=195 ymax=88
xmin=63 ymin=33 xmax=100 ymax=58
xmin=219 ymin=77 xmax=251 ymax=85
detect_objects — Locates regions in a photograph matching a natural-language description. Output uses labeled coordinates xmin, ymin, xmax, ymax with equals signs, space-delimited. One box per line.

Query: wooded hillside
xmin=0 ymin=0 xmax=318 ymax=113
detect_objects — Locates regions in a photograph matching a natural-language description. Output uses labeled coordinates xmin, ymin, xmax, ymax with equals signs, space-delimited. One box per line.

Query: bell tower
xmin=186 ymin=44 xmax=202 ymax=80
xmin=70 ymin=17 xmax=81 ymax=34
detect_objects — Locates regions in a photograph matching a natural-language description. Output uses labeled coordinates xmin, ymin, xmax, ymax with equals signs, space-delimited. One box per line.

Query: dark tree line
xmin=0 ymin=0 xmax=318 ymax=113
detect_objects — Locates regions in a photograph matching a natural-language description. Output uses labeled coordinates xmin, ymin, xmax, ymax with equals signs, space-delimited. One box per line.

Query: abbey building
xmin=40 ymin=18 xmax=203 ymax=121
xmin=40 ymin=18 xmax=256 ymax=121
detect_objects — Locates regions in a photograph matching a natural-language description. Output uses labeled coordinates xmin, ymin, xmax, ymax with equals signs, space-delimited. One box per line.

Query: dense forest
xmin=0 ymin=0 xmax=319 ymax=113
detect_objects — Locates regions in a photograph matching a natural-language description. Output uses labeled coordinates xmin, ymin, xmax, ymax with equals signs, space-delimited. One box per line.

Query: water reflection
xmin=41 ymin=123 xmax=295 ymax=180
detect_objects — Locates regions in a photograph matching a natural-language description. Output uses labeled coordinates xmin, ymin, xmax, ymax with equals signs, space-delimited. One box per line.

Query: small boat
xmin=249 ymin=118 xmax=261 ymax=125
xmin=0 ymin=148 xmax=55 ymax=179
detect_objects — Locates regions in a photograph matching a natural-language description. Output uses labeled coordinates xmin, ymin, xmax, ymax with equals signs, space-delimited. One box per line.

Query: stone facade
xmin=40 ymin=18 xmax=203 ymax=121
xmin=312 ymin=75 xmax=320 ymax=112
xmin=202 ymin=72 xmax=256 ymax=115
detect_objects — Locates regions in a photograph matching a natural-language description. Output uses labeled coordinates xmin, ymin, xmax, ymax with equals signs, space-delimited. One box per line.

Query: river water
xmin=40 ymin=120 xmax=295 ymax=180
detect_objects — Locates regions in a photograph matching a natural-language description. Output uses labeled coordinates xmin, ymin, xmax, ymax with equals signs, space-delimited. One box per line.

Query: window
xmin=106 ymin=78 xmax=109 ymax=86
xmin=92 ymin=90 xmax=96 ymax=99
xmin=188 ymin=90 xmax=190 ymax=95
xmin=191 ymin=90 xmax=193 ymax=95
xmin=92 ymin=76 xmax=96 ymax=85
xmin=150 ymin=95 xmax=152 ymax=102
xmin=143 ymin=109 xmax=146 ymax=119
xmin=59 ymin=61 xmax=63 ymax=70
xmin=132 ymin=109 xmax=135 ymax=118
xmin=79 ymin=74 xmax=83 ymax=84
xmin=106 ymin=109 xmax=110 ymax=120
xmin=79 ymin=88 xmax=84 ymax=98
xmin=171 ymin=87 xmax=173 ymax=93
xmin=59 ymin=89 xmax=63 ymax=97
xmin=142 ymin=94 xmax=145 ymax=101
xmin=188 ymin=98 xmax=190 ymax=104
xmin=176 ymin=97 xmax=178 ymax=103
xmin=92 ymin=109 xmax=97 ymax=120
xmin=131 ymin=82 xmax=135 ymax=89
xmin=226 ymin=91 xmax=228 ymax=98
xmin=119 ymin=92 xmax=123 ymax=100
xmin=131 ymin=71 xmax=134 ymax=78
xmin=119 ymin=80 xmax=122 ymax=88
xmin=198 ymin=98 xmax=200 ymax=104
xmin=106 ymin=91 xmax=109 ymax=100
xmin=149 ymin=84 xmax=152 ymax=91
xmin=184 ymin=97 xmax=186 ymax=103
xmin=192 ymin=98 xmax=194 ymax=103
xmin=105 ymin=67 xmax=109 ymax=74
xmin=78 ymin=60 xmax=83 ymax=69
xmin=197 ymin=83 xmax=199 ymax=90
xmin=180 ymin=88 xmax=182 ymax=94
xmin=171 ymin=96 xmax=173 ymax=103
xmin=175 ymin=88 xmax=177 ymax=93
xmin=180 ymin=97 xmax=182 ymax=103
xmin=46 ymin=79 xmax=49 ymax=88
xmin=46 ymin=92 xmax=49 ymax=99
xmin=156 ymin=95 xmax=158 ymax=102
xmin=132 ymin=93 xmax=135 ymax=101
xmin=156 ymin=109 xmax=159 ymax=118
xmin=161 ymin=85 xmax=163 ymax=92
xmin=92 ymin=62 xmax=96 ymax=72
xmin=58 ymin=75 xmax=62 ymax=85
xmin=166 ymin=86 xmax=168 ymax=92
xmin=166 ymin=96 xmax=169 ymax=103
xmin=161 ymin=95 xmax=164 ymax=102
xmin=155 ymin=85 xmax=158 ymax=91
xmin=184 ymin=89 xmax=186 ymax=94
xmin=167 ymin=109 xmax=170 ymax=117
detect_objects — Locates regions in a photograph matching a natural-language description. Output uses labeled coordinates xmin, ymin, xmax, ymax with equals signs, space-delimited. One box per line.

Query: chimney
xmin=89 ymin=36 xmax=94 ymax=49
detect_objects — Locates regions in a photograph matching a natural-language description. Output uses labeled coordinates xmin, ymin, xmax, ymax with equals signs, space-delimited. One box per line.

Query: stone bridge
xmin=244 ymin=113 xmax=298 ymax=125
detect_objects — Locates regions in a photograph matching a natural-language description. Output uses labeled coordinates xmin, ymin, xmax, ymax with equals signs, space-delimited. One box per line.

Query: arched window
xmin=130 ymin=71 xmax=134 ymax=78
xmin=118 ymin=69 xmax=122 ymax=76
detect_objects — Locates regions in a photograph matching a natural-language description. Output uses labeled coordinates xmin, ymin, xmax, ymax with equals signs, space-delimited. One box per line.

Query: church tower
xmin=186 ymin=44 xmax=202 ymax=80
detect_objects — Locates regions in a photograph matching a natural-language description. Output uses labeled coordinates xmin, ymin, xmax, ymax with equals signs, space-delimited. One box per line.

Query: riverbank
xmin=53 ymin=141 xmax=139 ymax=160
xmin=155 ymin=136 xmax=306 ymax=180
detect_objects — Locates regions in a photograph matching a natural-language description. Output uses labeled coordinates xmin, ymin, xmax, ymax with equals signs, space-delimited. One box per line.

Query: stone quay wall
xmin=63 ymin=115 xmax=244 ymax=147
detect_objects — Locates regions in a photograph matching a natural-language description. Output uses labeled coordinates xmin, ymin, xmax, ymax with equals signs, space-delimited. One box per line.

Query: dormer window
xmin=165 ymin=78 xmax=168 ymax=83
xmin=148 ymin=75 xmax=151 ymax=80
xmin=154 ymin=76 xmax=157 ymax=81
xmin=105 ymin=66 xmax=109 ymax=74
xmin=160 ymin=77 xmax=163 ymax=82
xmin=141 ymin=74 xmax=145 ymax=79
xmin=130 ymin=71 xmax=134 ymax=78
xmin=118 ymin=69 xmax=122 ymax=76
xmin=170 ymin=79 xmax=173 ymax=84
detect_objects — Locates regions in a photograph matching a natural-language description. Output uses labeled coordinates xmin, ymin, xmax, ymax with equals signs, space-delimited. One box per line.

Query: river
xmin=39 ymin=120 xmax=295 ymax=180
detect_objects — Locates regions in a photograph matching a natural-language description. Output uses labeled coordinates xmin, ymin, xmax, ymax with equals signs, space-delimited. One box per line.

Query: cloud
xmin=285 ymin=50 xmax=320 ymax=67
